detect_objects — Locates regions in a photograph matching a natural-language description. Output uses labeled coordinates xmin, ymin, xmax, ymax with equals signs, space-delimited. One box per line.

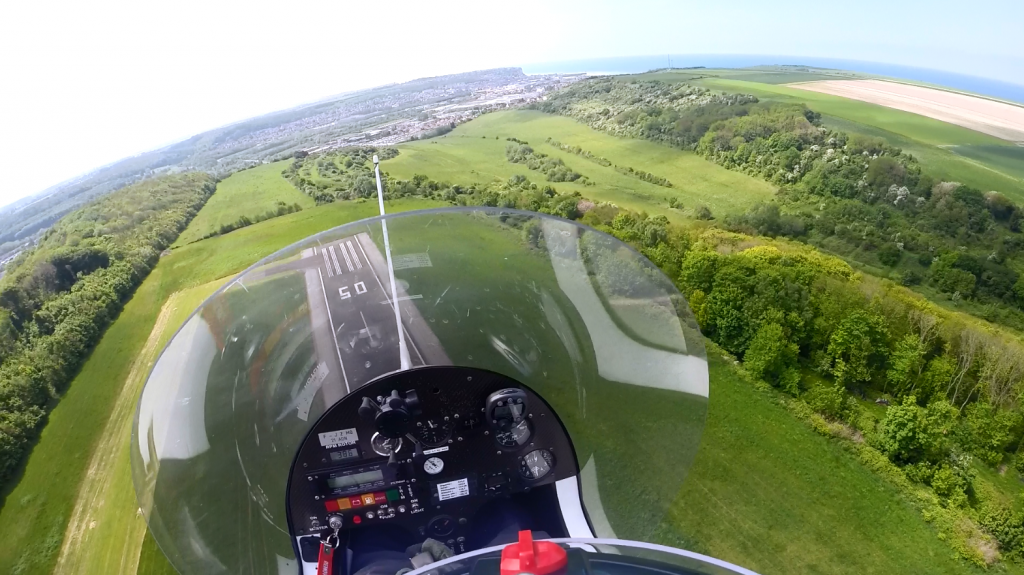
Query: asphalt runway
xmin=249 ymin=231 xmax=450 ymax=415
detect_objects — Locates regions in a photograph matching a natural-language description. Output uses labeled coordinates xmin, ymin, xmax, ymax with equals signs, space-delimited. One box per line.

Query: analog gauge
xmin=494 ymin=419 xmax=531 ymax=449
xmin=416 ymin=418 xmax=454 ymax=446
xmin=427 ymin=515 xmax=455 ymax=538
xmin=519 ymin=449 xmax=555 ymax=480
xmin=370 ymin=432 xmax=402 ymax=457
xmin=423 ymin=457 xmax=444 ymax=475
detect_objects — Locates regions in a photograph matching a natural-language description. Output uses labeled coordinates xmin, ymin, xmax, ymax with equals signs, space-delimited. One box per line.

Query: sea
xmin=522 ymin=55 xmax=1024 ymax=105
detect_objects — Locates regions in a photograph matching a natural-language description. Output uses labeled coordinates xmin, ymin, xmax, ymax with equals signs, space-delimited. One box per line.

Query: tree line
xmin=535 ymin=77 xmax=1024 ymax=334
xmin=544 ymin=138 xmax=673 ymax=188
xmin=198 ymin=201 xmax=303 ymax=242
xmin=0 ymin=173 xmax=216 ymax=485
xmin=504 ymin=139 xmax=588 ymax=184
xmin=283 ymin=147 xmax=398 ymax=205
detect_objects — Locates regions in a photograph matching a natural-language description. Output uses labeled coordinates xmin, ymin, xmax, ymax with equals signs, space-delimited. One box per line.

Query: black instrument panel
xmin=286 ymin=366 xmax=578 ymax=552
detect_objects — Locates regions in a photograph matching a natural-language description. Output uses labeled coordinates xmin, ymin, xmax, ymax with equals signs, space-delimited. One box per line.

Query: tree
xmin=743 ymin=322 xmax=800 ymax=393
xmin=959 ymin=402 xmax=1021 ymax=466
xmin=866 ymin=156 xmax=906 ymax=191
xmin=876 ymin=396 xmax=956 ymax=465
xmin=918 ymin=354 xmax=956 ymax=404
xmin=886 ymin=334 xmax=925 ymax=395
xmin=825 ymin=310 xmax=889 ymax=386
xmin=695 ymin=205 xmax=714 ymax=220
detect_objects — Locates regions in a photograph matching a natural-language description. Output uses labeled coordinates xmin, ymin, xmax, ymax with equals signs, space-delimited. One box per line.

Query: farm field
xmin=172 ymin=160 xmax=314 ymax=246
xmin=383 ymin=110 xmax=777 ymax=220
xmin=628 ymin=67 xmax=868 ymax=85
xmin=0 ymin=196 xmax=442 ymax=575
xmin=691 ymin=77 xmax=1024 ymax=201
xmin=788 ymin=79 xmax=1024 ymax=143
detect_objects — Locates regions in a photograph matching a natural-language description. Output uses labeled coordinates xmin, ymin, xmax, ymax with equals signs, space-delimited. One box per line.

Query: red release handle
xmin=317 ymin=540 xmax=335 ymax=575
xmin=500 ymin=530 xmax=567 ymax=575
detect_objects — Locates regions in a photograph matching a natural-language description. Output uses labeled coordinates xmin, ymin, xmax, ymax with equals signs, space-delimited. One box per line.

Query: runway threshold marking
xmin=317 ymin=266 xmax=349 ymax=394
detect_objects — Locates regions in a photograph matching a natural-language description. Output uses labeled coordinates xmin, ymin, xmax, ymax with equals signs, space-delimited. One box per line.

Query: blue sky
xmin=0 ymin=0 xmax=1021 ymax=208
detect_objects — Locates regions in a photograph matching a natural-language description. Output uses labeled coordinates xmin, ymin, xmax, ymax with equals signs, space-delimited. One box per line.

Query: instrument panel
xmin=286 ymin=366 xmax=578 ymax=554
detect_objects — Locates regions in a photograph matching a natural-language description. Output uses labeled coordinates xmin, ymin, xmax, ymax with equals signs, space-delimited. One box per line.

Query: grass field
xmin=172 ymin=160 xmax=314 ymax=246
xmin=687 ymin=78 xmax=1024 ymax=201
xmin=820 ymin=115 xmax=1024 ymax=199
xmin=629 ymin=68 xmax=867 ymax=86
xmin=0 ymin=197 xmax=442 ymax=575
xmin=52 ymin=278 xmax=225 ymax=575
xmin=667 ymin=351 xmax=1007 ymax=575
xmin=383 ymin=110 xmax=777 ymax=220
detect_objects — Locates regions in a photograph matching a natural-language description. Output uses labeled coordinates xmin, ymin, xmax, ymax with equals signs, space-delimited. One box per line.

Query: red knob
xmin=500 ymin=530 xmax=567 ymax=575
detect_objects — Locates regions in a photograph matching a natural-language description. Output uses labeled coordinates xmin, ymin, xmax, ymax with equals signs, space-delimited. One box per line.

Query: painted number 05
xmin=339 ymin=282 xmax=367 ymax=300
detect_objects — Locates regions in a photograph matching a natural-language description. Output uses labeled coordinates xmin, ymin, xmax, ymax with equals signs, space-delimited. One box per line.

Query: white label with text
xmin=437 ymin=478 xmax=470 ymax=501
xmin=318 ymin=428 xmax=358 ymax=448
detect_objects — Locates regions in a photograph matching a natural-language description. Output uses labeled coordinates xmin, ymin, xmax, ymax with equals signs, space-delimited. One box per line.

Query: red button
xmin=353 ymin=515 xmax=362 ymax=524
xmin=350 ymin=496 xmax=362 ymax=508
xmin=374 ymin=492 xmax=387 ymax=504
xmin=325 ymin=499 xmax=340 ymax=512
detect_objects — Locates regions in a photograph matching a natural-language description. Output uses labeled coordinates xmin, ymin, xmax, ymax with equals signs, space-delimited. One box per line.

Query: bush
xmin=805 ymin=382 xmax=847 ymax=420
xmin=695 ymin=205 xmax=714 ymax=220
xmin=878 ymin=243 xmax=902 ymax=267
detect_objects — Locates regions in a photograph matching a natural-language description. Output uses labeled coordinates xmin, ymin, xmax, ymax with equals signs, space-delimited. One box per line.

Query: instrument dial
xmin=494 ymin=419 xmax=531 ymax=449
xmin=519 ymin=449 xmax=555 ymax=480
xmin=424 ymin=457 xmax=444 ymax=475
xmin=416 ymin=418 xmax=454 ymax=446
xmin=370 ymin=432 xmax=402 ymax=456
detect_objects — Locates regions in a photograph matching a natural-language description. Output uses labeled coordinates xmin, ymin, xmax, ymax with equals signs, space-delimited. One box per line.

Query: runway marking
xmin=328 ymin=245 xmax=343 ymax=276
xmin=355 ymin=239 xmax=394 ymax=307
xmin=435 ymin=285 xmax=451 ymax=306
xmin=347 ymin=241 xmax=362 ymax=269
xmin=321 ymin=250 xmax=334 ymax=278
xmin=382 ymin=295 xmax=422 ymax=304
xmin=356 ymin=236 xmax=428 ymax=362
xmin=318 ymin=267 xmax=349 ymax=394
xmin=339 ymin=241 xmax=354 ymax=271
xmin=359 ymin=311 xmax=375 ymax=346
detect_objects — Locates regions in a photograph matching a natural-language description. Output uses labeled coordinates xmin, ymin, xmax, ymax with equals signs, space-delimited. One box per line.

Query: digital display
xmin=327 ymin=470 xmax=383 ymax=490
xmin=329 ymin=447 xmax=360 ymax=462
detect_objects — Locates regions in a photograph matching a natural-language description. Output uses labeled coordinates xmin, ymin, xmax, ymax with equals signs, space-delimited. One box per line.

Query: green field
xmin=0 ymin=197 xmax=442 ymax=575
xmin=667 ymin=351 xmax=996 ymax=575
xmin=687 ymin=78 xmax=1024 ymax=201
xmin=172 ymin=160 xmax=314 ymax=246
xmin=383 ymin=110 xmax=777 ymax=220
xmin=629 ymin=67 xmax=866 ymax=86
xmin=946 ymin=144 xmax=1024 ymax=182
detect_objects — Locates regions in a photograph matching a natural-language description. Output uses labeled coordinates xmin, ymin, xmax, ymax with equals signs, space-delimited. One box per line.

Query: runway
xmin=248 ymin=230 xmax=450 ymax=418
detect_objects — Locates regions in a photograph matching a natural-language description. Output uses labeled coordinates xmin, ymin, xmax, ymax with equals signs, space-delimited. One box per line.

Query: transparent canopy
xmin=131 ymin=207 xmax=711 ymax=575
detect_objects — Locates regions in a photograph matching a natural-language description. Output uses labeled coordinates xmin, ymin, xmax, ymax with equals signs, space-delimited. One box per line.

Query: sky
xmin=1 ymin=0 xmax=1021 ymax=208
